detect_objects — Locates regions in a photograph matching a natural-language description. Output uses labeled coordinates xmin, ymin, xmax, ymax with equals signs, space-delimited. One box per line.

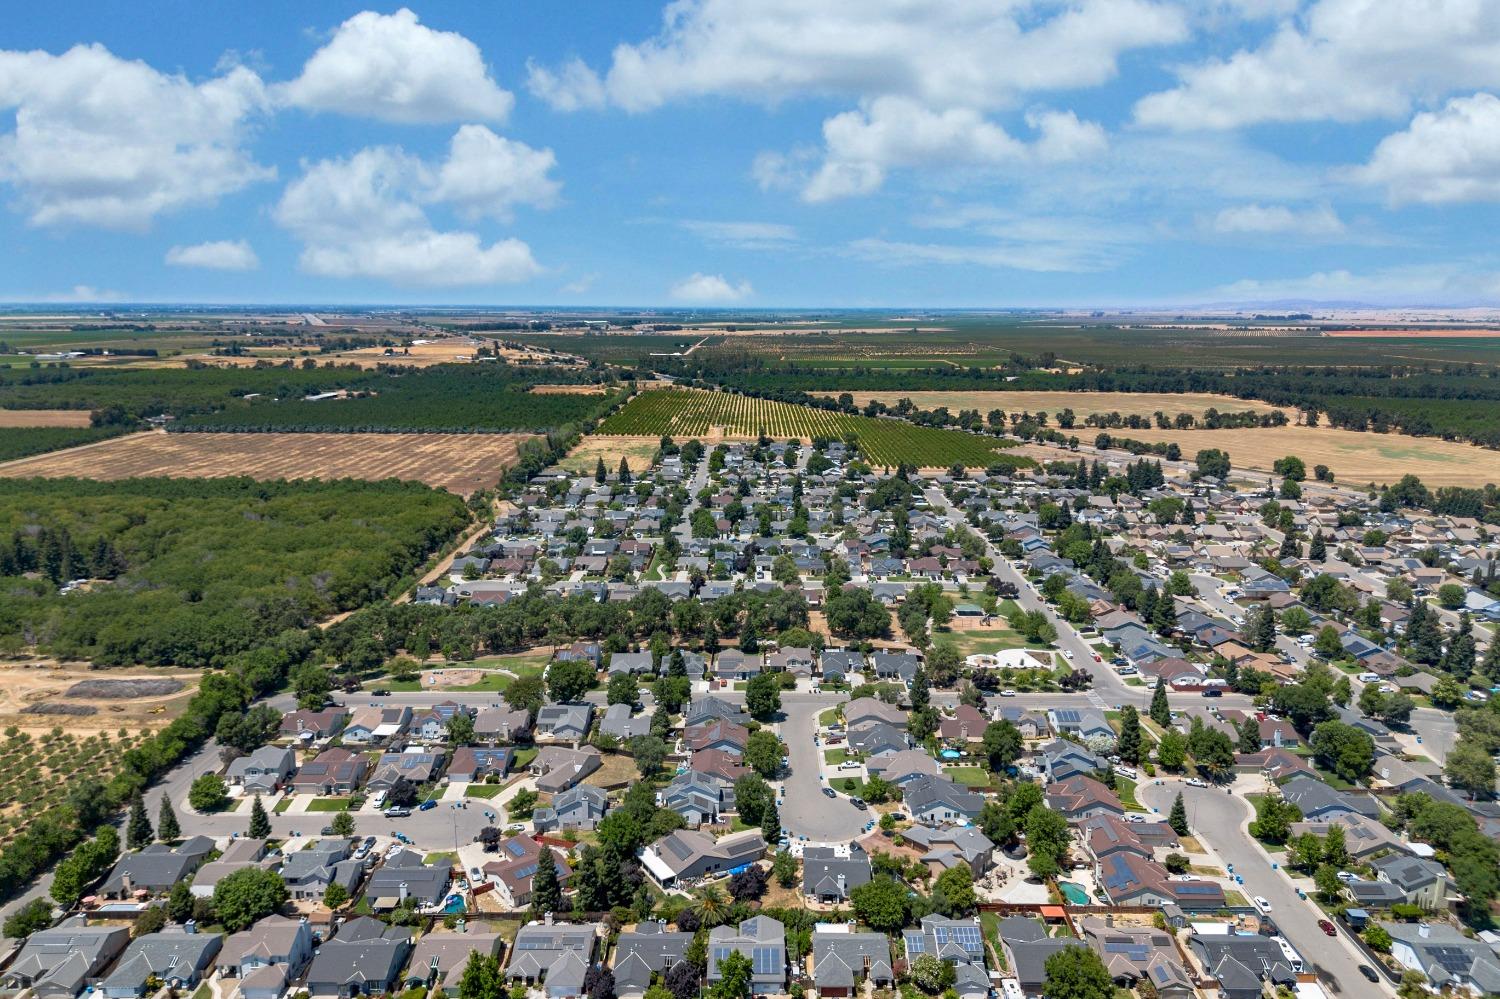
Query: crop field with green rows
xmin=599 ymin=388 xmax=1031 ymax=469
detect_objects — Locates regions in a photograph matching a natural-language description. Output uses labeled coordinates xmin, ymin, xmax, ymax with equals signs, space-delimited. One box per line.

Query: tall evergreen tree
xmin=1238 ymin=718 xmax=1262 ymax=755
xmin=1278 ymin=533 xmax=1299 ymax=559
xmin=248 ymin=795 xmax=271 ymax=839
xmin=1117 ymin=706 xmax=1143 ymax=765
xmin=1168 ymin=793 xmax=1189 ymax=836
xmin=156 ymin=796 xmax=180 ymax=842
xmin=595 ymin=457 xmax=607 ymax=484
xmin=1149 ymin=683 xmax=1171 ymax=728
xmin=531 ymin=847 xmax=562 ymax=916
xmin=126 ymin=792 xmax=153 ymax=850
xmin=1308 ymin=530 xmax=1327 ymax=562
xmin=760 ymin=800 xmax=781 ymax=843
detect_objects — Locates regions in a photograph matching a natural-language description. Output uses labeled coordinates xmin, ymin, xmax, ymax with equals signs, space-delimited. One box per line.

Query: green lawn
xmin=274 ymin=797 xmax=294 ymax=814
xmin=306 ymin=797 xmax=352 ymax=812
xmin=424 ymin=851 xmax=458 ymax=865
xmin=942 ymin=766 xmax=991 ymax=788
xmin=512 ymin=748 xmax=538 ymax=770
xmin=465 ymin=784 xmax=506 ymax=798
xmin=979 ymin=912 xmax=1010 ymax=972
xmin=1114 ymin=777 xmax=1147 ymax=812
xmin=947 ymin=628 xmax=1032 ymax=656
xmin=1223 ymin=889 xmax=1250 ymax=909
xmin=824 ymin=748 xmax=850 ymax=765
xmin=819 ymin=707 xmax=842 ymax=727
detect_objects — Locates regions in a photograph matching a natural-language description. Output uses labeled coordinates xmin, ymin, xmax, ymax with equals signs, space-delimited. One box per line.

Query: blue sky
xmin=4 ymin=1 xmax=1500 ymax=307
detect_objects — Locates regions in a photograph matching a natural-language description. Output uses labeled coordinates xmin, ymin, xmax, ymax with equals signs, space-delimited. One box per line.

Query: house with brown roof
xmin=938 ymin=706 xmax=988 ymax=745
xmin=482 ymin=836 xmax=573 ymax=909
xmin=290 ymin=748 xmax=369 ymax=795
xmin=279 ymin=709 xmax=346 ymax=742
xmin=1045 ymin=775 xmax=1125 ymax=822
xmin=1234 ymin=747 xmax=1317 ymax=783
xmin=1078 ymin=918 xmax=1194 ymax=999
xmin=690 ymin=749 xmax=750 ymax=784
xmin=684 ymin=719 xmax=748 ymax=755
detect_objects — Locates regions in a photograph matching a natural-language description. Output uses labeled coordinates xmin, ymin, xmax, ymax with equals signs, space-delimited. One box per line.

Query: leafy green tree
xmin=607 ymin=672 xmax=638 ymax=706
xmin=212 ymin=866 xmax=288 ymax=931
xmin=745 ymin=673 xmax=781 ymax=720
xmin=50 ymin=826 xmax=119 ymax=907
xmin=1314 ymin=863 xmax=1342 ymax=903
xmin=849 ymin=876 xmax=909 ymax=933
xmin=1249 ymin=795 xmax=1301 ymax=844
xmin=248 ymin=794 xmax=271 ymax=839
xmin=1365 ymin=925 xmax=1393 ymax=953
xmin=910 ymin=954 xmax=956 ymax=994
xmin=291 ymin=663 xmax=333 ymax=710
xmin=1311 ymin=720 xmax=1376 ymax=782
xmin=744 ymin=730 xmax=785 ymax=778
xmin=708 ymin=950 xmax=752 ymax=999
xmin=126 ymin=792 xmax=153 ymax=850
xmin=1156 ymin=729 xmax=1187 ymax=771
xmin=446 ymin=711 xmax=476 ymax=746
xmin=773 ymin=850 xmax=798 ymax=888
xmin=504 ymin=674 xmax=547 ymax=714
xmin=1042 ymin=945 xmax=1113 ymax=999
xmin=4 ymin=898 xmax=54 ymax=939
xmin=156 ymin=796 xmax=180 ymax=842
xmin=1238 ymin=718 xmax=1262 ymax=755
xmin=1445 ymin=740 xmax=1497 ymax=799
xmin=933 ymin=864 xmax=976 ymax=917
xmin=1289 ymin=833 xmax=1323 ymax=873
xmin=1438 ymin=583 xmax=1467 ymax=610
xmin=458 ymin=951 xmax=501 ymax=999
xmin=1314 ymin=625 xmax=1343 ymax=659
xmin=168 ymin=880 xmax=194 ymax=922
xmin=1168 ymin=793 xmax=1189 ymax=836
xmin=1025 ymin=808 xmax=1070 ymax=879
xmin=189 ymin=773 xmax=228 ymax=813
xmin=629 ymin=735 xmax=670 ymax=778
xmin=1323 ymin=823 xmax=1348 ymax=869
xmin=981 ymin=720 xmax=1023 ymax=773
xmin=734 ymin=774 xmax=774 ymax=826
xmin=330 ymin=810 xmax=356 ymax=837
xmin=547 ymin=659 xmax=595 ymax=703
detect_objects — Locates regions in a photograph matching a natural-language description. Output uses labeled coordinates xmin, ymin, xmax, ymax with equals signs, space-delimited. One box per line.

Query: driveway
xmin=1137 ymin=778 xmax=1390 ymax=997
xmin=777 ymin=696 xmax=871 ymax=843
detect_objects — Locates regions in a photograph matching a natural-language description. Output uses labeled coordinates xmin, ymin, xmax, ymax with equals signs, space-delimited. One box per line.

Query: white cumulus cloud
xmin=1355 ymin=92 xmax=1500 ymax=205
xmin=0 ymin=43 xmax=271 ymax=230
xmin=165 ymin=239 xmax=260 ymax=271
xmin=274 ymin=126 xmax=557 ymax=287
xmin=280 ymin=8 xmax=513 ymax=123
xmin=669 ymin=273 xmax=752 ymax=302
xmin=1135 ymin=0 xmax=1500 ymax=130
xmin=678 ymin=220 xmax=798 ymax=250
xmin=1209 ymin=203 xmax=1345 ymax=236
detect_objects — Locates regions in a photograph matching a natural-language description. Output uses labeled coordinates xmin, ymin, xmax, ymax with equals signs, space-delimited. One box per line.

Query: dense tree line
xmin=0 ymin=477 xmax=470 ymax=666
xmin=0 ymin=426 xmax=135 ymax=462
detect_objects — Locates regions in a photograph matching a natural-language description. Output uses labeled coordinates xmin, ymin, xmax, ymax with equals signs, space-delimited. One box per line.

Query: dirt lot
xmin=0 ymin=662 xmax=199 ymax=735
xmin=0 ymin=409 xmax=94 ymax=427
xmin=816 ymin=390 xmax=1284 ymax=419
xmin=531 ymin=384 xmax=608 ymax=395
xmin=0 ymin=430 xmax=537 ymax=495
xmin=557 ymin=435 xmax=660 ymax=474
xmin=1067 ymin=424 xmax=1500 ymax=487
xmin=336 ymin=340 xmax=485 ymax=367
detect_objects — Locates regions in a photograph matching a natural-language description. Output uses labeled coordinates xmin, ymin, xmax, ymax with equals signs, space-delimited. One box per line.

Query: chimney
xmin=545 ymin=911 xmax=554 ymax=926
xmin=185 ymin=919 xmax=197 ymax=934
xmin=837 ymin=874 xmax=846 ymax=894
xmin=1419 ymin=923 xmax=1430 ymax=939
xmin=1105 ymin=915 xmax=1114 ymax=928
xmin=399 ymin=883 xmax=409 ymax=902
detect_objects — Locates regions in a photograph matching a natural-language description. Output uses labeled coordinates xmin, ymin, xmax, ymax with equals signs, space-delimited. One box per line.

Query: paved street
xmin=775 ymin=695 xmax=870 ymax=842
xmin=1137 ymin=778 xmax=1390 ymax=997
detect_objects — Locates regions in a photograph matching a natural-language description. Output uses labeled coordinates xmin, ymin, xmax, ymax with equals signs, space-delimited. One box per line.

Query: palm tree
xmin=690 ymin=884 xmax=731 ymax=928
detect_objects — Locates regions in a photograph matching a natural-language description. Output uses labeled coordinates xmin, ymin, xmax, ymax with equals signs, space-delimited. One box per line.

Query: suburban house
xmin=1078 ymin=918 xmax=1194 ymax=999
xmin=640 ymin=829 xmax=767 ymax=889
xmin=534 ymin=703 xmax=594 ymax=743
xmin=225 ymin=746 xmax=297 ymax=794
xmin=1039 ymin=741 xmax=1106 ymax=783
xmin=365 ymin=850 xmax=451 ymax=909
xmin=612 ymin=924 xmax=692 ymax=999
xmin=474 ymin=706 xmax=532 ymax=744
xmin=902 ymin=915 xmax=988 ymax=999
xmin=1188 ymin=934 xmax=1300 ymax=999
xmin=504 ymin=919 xmax=601 ymax=999
xmin=1370 ymin=854 xmax=1455 ymax=911
xmin=902 ymin=775 xmax=984 ymax=825
xmin=483 ymin=836 xmax=572 ymax=909
xmin=403 ymin=931 xmax=505 ymax=996
xmin=684 ymin=719 xmax=748 ymax=755
xmin=708 ymin=916 xmax=786 ymax=995
xmin=217 ymin=915 xmax=315 ymax=999
xmin=865 ymin=748 xmax=940 ymax=785
xmin=278 ymin=708 xmax=346 ymax=742
xmin=190 ymin=837 xmax=272 ymax=898
xmin=530 ymin=746 xmax=602 ymax=794
xmin=937 ymin=705 xmax=989 ymax=745
xmin=367 ymin=750 xmax=444 ymax=792
xmin=99 ymin=837 xmax=215 ymax=897
xmin=1046 ymin=708 xmax=1114 ymax=744
xmin=898 ymin=826 xmax=995 ymax=876
xmin=303 ymin=917 xmax=412 ymax=998
xmin=342 ymin=706 xmax=411 ymax=745
xmin=811 ymin=925 xmax=894 ymax=997
xmin=1045 ymin=775 xmax=1126 ymax=821
xmin=660 ymin=771 xmax=735 ymax=827
xmin=99 ymin=930 xmax=221 ymax=999
xmin=599 ymin=703 xmax=651 ymax=741
xmin=281 ymin=839 xmax=362 ymax=902
xmin=1096 ymin=853 xmax=1224 ymax=910
xmin=1381 ymin=921 xmax=1500 ymax=996
xmin=533 ymin=784 xmax=608 ymax=832
xmin=1002 ymin=920 xmax=1079 ymax=999
xmin=801 ymin=846 xmax=873 ymax=903
xmin=290 ymin=748 xmax=369 ymax=796
xmin=0 ymin=919 xmax=130 ymax=999
xmin=447 ymin=747 xmax=514 ymax=784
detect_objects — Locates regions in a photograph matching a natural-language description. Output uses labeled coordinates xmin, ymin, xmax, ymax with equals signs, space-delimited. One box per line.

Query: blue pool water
xmin=442 ymin=895 xmax=467 ymax=914
xmin=1058 ymin=882 xmax=1090 ymax=905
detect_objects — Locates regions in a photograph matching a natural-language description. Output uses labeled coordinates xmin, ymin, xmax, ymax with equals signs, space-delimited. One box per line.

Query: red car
xmin=1318 ymin=919 xmax=1337 ymax=937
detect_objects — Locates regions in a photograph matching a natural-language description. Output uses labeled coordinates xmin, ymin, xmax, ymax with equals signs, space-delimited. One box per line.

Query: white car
xmin=1185 ymin=778 xmax=1208 ymax=788
xmin=1252 ymin=896 xmax=1272 ymax=914
xmin=1000 ymin=689 xmax=1016 ymax=697
xmin=1063 ymin=650 xmax=1075 ymax=660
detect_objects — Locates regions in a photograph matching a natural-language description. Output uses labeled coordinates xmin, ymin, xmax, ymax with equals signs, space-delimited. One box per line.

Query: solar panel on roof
xmin=505 ymin=842 xmax=524 ymax=857
xmin=906 ymin=935 xmax=927 ymax=955
xmin=1429 ymin=947 xmax=1473 ymax=975
xmin=752 ymin=947 xmax=781 ymax=975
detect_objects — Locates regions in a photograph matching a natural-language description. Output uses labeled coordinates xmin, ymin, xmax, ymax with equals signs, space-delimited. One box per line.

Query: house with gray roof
xmin=612 ymin=923 xmax=692 ymax=999
xmin=403 ymin=930 xmax=505 ymax=995
xmin=217 ymin=914 xmax=315 ymax=999
xmin=504 ymin=919 xmax=600 ymax=999
xmin=474 ymin=706 xmax=531 ymax=744
xmin=1046 ymin=707 xmax=1114 ymax=744
xmin=1039 ymin=740 xmax=1106 ymax=782
xmin=902 ymin=915 xmax=988 ymax=999
xmin=533 ymin=784 xmax=608 ymax=833
xmin=899 ymin=825 xmax=994 ymax=875
xmin=1278 ymin=776 xmax=1373 ymax=821
xmin=811 ymin=926 xmax=893 ymax=997
xmin=640 ymin=829 xmax=766 ymax=889
xmin=100 ymin=836 xmax=214 ymax=897
xmin=1078 ymin=918 xmax=1193 ymax=999
xmin=225 ymin=745 xmax=296 ymax=794
xmin=599 ymin=703 xmax=651 ymax=740
xmin=1006 ymin=937 xmax=1088 ymax=999
xmin=1288 ymin=812 xmax=1409 ymax=861
xmin=1187 ymin=933 xmax=1300 ymax=999
xmin=304 ymin=918 xmax=412 ymax=998
xmin=190 ymin=837 xmax=271 ymax=899
xmin=529 ymin=746 xmax=602 ymax=794
xmin=366 ymin=750 xmax=444 ymax=791
xmin=447 ymin=747 xmax=514 ymax=784
xmin=535 ymin=703 xmax=594 ymax=743
xmin=660 ymin=770 xmax=734 ymax=827
xmin=1371 ymin=853 xmax=1455 ymax=911
xmin=99 ymin=927 xmax=222 ymax=999
xmin=902 ymin=775 xmax=984 ymax=825
xmin=865 ymin=748 xmax=940 ymax=785
xmin=608 ymin=651 xmax=655 ymax=676
xmin=847 ymin=721 xmax=909 ymax=757
xmin=1383 ymin=921 xmax=1500 ymax=996
xmin=709 ymin=915 xmax=786 ymax=994
xmin=0 ymin=918 xmax=129 ymax=999
xmin=364 ymin=850 xmax=450 ymax=909
xmin=872 ymin=651 xmax=921 ymax=685
xmin=819 ymin=649 xmax=865 ymax=682
xmin=281 ymin=839 xmax=362 ymax=902
xmin=684 ymin=696 xmax=749 ymax=728
xmin=801 ymin=846 xmax=872 ymax=903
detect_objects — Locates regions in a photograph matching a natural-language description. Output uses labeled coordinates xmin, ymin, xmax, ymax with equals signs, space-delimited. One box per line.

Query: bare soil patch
xmin=0 ymin=409 xmax=94 ymax=427
xmin=816 ymin=390 xmax=1284 ymax=420
xmin=0 ymin=430 xmax=537 ymax=495
xmin=66 ymin=678 xmax=185 ymax=699
xmin=531 ymin=384 xmax=607 ymax=395
xmin=0 ymin=663 xmax=200 ymax=736
xmin=557 ymin=435 xmax=660 ymax=474
xmin=1324 ymin=329 xmax=1500 ymax=338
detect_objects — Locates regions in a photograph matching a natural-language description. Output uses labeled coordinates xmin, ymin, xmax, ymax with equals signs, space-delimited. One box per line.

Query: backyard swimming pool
xmin=1058 ymin=881 xmax=1090 ymax=905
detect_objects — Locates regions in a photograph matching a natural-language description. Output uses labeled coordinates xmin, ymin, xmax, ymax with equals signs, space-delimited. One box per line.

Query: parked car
xmin=384 ymin=807 xmax=411 ymax=818
xmin=418 ymin=799 xmax=438 ymax=811
xmin=822 ymin=787 xmax=836 ymax=798
xmin=1000 ymin=689 xmax=1016 ymax=697
xmin=1252 ymin=896 xmax=1272 ymax=914
xmin=1185 ymin=778 xmax=1207 ymax=788
xmin=1062 ymin=650 xmax=1075 ymax=660
xmin=1318 ymin=919 xmax=1336 ymax=936
xmin=372 ymin=689 xmax=392 ymax=697
xmin=850 ymin=797 xmax=867 ymax=810
xmin=1358 ymin=966 xmax=1379 ymax=983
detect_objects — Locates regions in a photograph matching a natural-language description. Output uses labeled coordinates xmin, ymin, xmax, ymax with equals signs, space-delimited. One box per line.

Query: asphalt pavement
xmin=775 ymin=695 xmax=871 ymax=842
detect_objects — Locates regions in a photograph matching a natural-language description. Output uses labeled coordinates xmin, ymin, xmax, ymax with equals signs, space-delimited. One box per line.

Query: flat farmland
xmin=558 ymin=434 xmax=660 ymax=474
xmin=0 ymin=430 xmax=537 ymax=494
xmin=0 ymin=409 xmax=94 ymax=427
xmin=816 ymin=390 xmax=1284 ymax=419
xmin=1088 ymin=425 xmax=1500 ymax=487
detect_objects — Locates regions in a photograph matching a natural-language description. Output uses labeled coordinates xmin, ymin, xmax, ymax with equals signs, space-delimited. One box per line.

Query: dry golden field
xmin=0 ymin=409 xmax=94 ymax=427
xmin=557 ymin=434 xmax=661 ymax=473
xmin=531 ymin=384 xmax=609 ymax=395
xmin=0 ymin=430 xmax=536 ymax=494
xmin=816 ymin=390 xmax=1285 ymax=419
xmin=1083 ymin=425 xmax=1500 ymax=487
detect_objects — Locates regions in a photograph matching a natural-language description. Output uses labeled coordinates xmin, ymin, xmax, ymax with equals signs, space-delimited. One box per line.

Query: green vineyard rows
xmin=599 ymin=388 xmax=1032 ymax=469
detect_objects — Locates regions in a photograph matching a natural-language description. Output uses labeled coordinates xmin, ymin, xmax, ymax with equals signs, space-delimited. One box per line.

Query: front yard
xmin=941 ymin=766 xmax=991 ymax=788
